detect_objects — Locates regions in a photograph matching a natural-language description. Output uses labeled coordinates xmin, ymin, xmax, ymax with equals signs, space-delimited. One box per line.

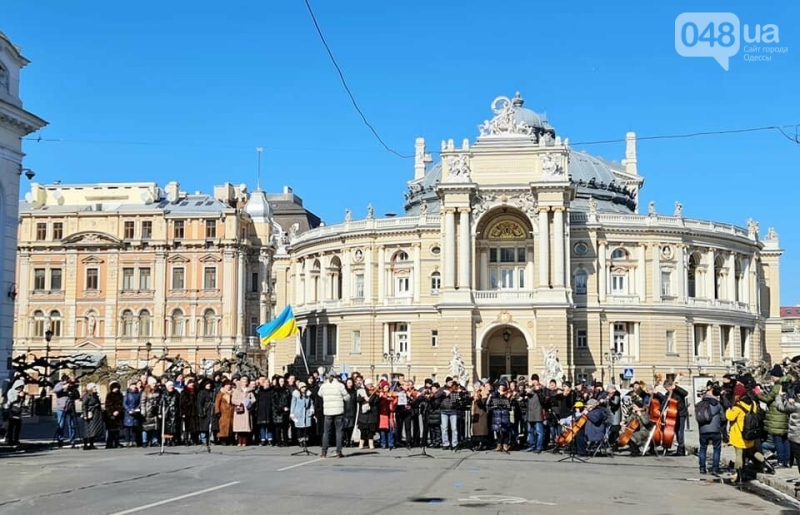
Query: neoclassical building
xmin=14 ymin=180 xmax=319 ymax=377
xmin=272 ymin=93 xmax=783 ymax=397
xmin=0 ymin=32 xmax=47 ymax=383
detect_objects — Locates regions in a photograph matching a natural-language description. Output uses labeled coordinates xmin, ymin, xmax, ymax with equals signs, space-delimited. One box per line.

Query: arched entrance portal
xmin=483 ymin=326 xmax=528 ymax=381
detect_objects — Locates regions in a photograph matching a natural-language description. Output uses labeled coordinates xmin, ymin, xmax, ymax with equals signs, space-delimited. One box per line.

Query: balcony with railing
xmin=474 ymin=290 xmax=535 ymax=303
xmin=686 ymin=298 xmax=749 ymax=312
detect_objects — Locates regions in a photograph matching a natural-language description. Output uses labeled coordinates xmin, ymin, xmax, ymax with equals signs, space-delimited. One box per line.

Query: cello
xmin=645 ymin=373 xmax=681 ymax=451
xmin=555 ymin=403 xmax=598 ymax=447
xmin=616 ymin=416 xmax=639 ymax=447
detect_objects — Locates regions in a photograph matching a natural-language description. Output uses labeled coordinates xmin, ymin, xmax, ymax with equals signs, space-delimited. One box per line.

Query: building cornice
xmin=0 ymin=101 xmax=47 ymax=136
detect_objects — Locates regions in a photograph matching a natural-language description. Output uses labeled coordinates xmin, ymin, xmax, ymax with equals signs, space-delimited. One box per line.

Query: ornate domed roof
xmin=244 ymin=188 xmax=272 ymax=223
xmin=510 ymin=92 xmax=544 ymax=129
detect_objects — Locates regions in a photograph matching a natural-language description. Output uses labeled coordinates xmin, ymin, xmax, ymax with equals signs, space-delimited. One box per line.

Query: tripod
xmin=291 ymin=428 xmax=317 ymax=456
xmin=406 ymin=439 xmax=435 ymax=459
xmin=147 ymin=401 xmax=179 ymax=456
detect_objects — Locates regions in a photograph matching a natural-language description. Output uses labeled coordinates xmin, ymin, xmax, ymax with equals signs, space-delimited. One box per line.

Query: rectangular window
xmin=613 ymin=322 xmax=627 ymax=353
xmin=250 ymin=316 xmax=259 ymax=336
xmin=576 ymin=329 xmax=587 ymax=348
xmin=251 ymin=272 xmax=259 ymax=293
xmin=326 ymin=325 xmax=338 ymax=356
xmin=661 ymin=271 xmax=672 ymax=297
xmin=500 ymin=248 xmax=516 ymax=263
xmin=518 ymin=269 xmax=525 ymax=289
xmin=430 ymin=274 xmax=441 ymax=294
xmin=396 ymin=275 xmax=410 ymax=296
xmin=517 ymin=248 xmax=526 ymax=263
xmin=500 ymin=269 xmax=515 ymax=289
xmin=205 ymin=219 xmax=217 ymax=239
xmin=50 ymin=269 xmax=62 ymax=291
xmin=34 ymin=268 xmax=46 ymax=290
xmin=576 ymin=373 xmax=589 ymax=384
xmin=611 ymin=274 xmax=626 ymax=294
xmin=666 ymin=330 xmax=676 ymax=355
xmin=172 ymin=267 xmax=185 ymax=290
xmin=124 ymin=221 xmax=135 ymax=239
xmin=489 ymin=248 xmax=497 ymax=263
xmin=86 ymin=268 xmax=99 ymax=290
xmin=352 ymin=330 xmax=361 ymax=354
xmin=52 ymin=223 xmax=63 ymax=240
xmin=431 ymin=329 xmax=439 ymax=347
xmin=122 ymin=268 xmax=135 ymax=290
xmin=354 ymin=273 xmax=365 ymax=299
xmin=36 ymin=223 xmax=47 ymax=241
xmin=203 ymin=267 xmax=217 ymax=289
xmin=395 ymin=323 xmax=409 ymax=354
xmin=574 ymin=272 xmax=587 ymax=295
xmin=173 ymin=220 xmax=185 ymax=239
xmin=720 ymin=326 xmax=731 ymax=359
xmin=141 ymin=221 xmax=152 ymax=240
xmin=139 ymin=268 xmax=151 ymax=290
xmin=490 ymin=269 xmax=498 ymax=289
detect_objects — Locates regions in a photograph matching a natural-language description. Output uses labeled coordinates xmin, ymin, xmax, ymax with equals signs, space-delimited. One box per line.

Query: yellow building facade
xmin=271 ymin=93 xmax=784 ymax=397
xmin=14 ymin=180 xmax=282 ymax=375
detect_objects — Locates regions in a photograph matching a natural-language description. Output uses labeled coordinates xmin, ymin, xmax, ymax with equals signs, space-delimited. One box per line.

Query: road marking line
xmin=107 ymin=481 xmax=240 ymax=515
xmin=276 ymin=458 xmax=322 ymax=471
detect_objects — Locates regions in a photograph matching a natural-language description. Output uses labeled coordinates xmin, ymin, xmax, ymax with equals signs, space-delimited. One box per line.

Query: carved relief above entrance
xmin=488 ymin=221 xmax=526 ymax=240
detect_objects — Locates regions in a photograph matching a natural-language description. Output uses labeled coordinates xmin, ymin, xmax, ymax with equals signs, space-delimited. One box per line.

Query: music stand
xmin=557 ymin=414 xmax=587 ymax=464
xmin=406 ymin=441 xmax=435 ymax=459
xmin=147 ymin=401 xmax=180 ymax=456
xmin=291 ymin=429 xmax=317 ymax=457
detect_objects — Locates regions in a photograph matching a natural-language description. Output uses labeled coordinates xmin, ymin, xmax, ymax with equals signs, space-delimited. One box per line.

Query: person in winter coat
xmin=343 ymin=378 xmax=357 ymax=447
xmin=81 ymin=383 xmax=104 ymax=450
xmin=697 ymin=386 xmax=724 ymax=475
xmin=584 ymin=399 xmax=610 ymax=448
xmin=196 ymin=379 xmax=215 ymax=444
xmin=604 ymin=385 xmax=623 ymax=446
xmin=290 ymin=382 xmax=315 ymax=445
xmin=271 ymin=377 xmax=291 ymax=446
xmin=357 ymin=379 xmax=380 ymax=449
xmin=777 ymin=388 xmax=800 ymax=475
xmin=758 ymin=365 xmax=792 ymax=468
xmin=488 ymin=383 xmax=513 ymax=452
xmin=104 ymin=381 xmax=125 ymax=449
xmin=726 ymin=384 xmax=769 ymax=483
xmin=140 ymin=378 xmax=161 ymax=447
xmin=214 ymin=380 xmax=234 ymax=444
xmin=254 ymin=375 xmax=273 ymax=446
xmin=122 ymin=382 xmax=142 ymax=447
xmin=232 ymin=376 xmax=255 ymax=446
xmin=318 ymin=372 xmax=350 ymax=458
xmin=471 ymin=387 xmax=490 ymax=450
xmin=180 ymin=379 xmax=199 ymax=445
xmin=160 ymin=381 xmax=181 ymax=446
xmin=525 ymin=376 xmax=547 ymax=453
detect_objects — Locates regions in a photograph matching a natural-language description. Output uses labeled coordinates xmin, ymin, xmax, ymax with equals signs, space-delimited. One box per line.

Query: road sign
xmin=622 ymin=368 xmax=635 ymax=380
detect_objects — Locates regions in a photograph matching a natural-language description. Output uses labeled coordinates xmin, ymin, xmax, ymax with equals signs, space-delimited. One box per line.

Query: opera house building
xmin=270 ymin=93 xmax=784 ymax=395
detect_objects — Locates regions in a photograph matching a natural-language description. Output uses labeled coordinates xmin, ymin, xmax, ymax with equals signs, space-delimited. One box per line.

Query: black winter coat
xmin=81 ymin=392 xmax=105 ymax=439
xmin=255 ymin=386 xmax=273 ymax=425
xmin=196 ymin=388 xmax=215 ymax=432
xmin=160 ymin=390 xmax=181 ymax=435
xmin=180 ymin=387 xmax=199 ymax=433
xmin=271 ymin=388 xmax=291 ymax=425
xmin=104 ymin=391 xmax=125 ymax=431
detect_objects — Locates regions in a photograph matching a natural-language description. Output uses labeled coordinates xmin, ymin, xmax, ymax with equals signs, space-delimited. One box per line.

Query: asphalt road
xmin=0 ymin=445 xmax=795 ymax=515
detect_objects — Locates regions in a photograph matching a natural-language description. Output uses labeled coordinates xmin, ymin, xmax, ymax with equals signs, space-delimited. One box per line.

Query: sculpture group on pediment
xmin=477 ymin=96 xmax=535 ymax=137
xmin=747 ymin=218 xmax=759 ymax=236
xmin=767 ymin=227 xmax=778 ymax=240
xmin=446 ymin=154 xmax=472 ymax=183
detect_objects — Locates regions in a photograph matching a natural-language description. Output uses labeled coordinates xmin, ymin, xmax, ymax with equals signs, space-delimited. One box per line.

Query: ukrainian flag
xmin=256 ymin=305 xmax=299 ymax=347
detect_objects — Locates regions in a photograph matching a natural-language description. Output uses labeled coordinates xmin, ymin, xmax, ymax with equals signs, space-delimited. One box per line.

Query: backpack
xmin=695 ymin=399 xmax=713 ymax=426
xmin=740 ymin=403 xmax=761 ymax=441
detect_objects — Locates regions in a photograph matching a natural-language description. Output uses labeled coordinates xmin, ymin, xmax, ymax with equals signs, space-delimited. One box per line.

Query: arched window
xmin=734 ymin=258 xmax=744 ymax=302
xmin=430 ymin=271 xmax=441 ymax=294
xmin=393 ymin=251 xmax=410 ymax=263
xmin=328 ymin=257 xmax=343 ymax=300
xmin=32 ymin=310 xmax=45 ymax=337
xmin=171 ymin=309 xmax=185 ymax=337
xmin=203 ymin=309 xmax=217 ymax=337
xmin=610 ymin=248 xmax=629 ymax=260
xmin=391 ymin=249 xmax=413 ymax=297
xmin=484 ymin=220 xmax=529 ymax=291
xmin=714 ymin=254 xmax=724 ymax=300
xmin=121 ymin=309 xmax=134 ymax=337
xmin=610 ymin=268 xmax=627 ymax=295
xmin=311 ymin=259 xmax=321 ymax=303
xmin=574 ymin=269 xmax=588 ymax=295
xmin=139 ymin=309 xmax=151 ymax=337
xmin=687 ymin=253 xmax=699 ymax=298
xmin=49 ymin=310 xmax=62 ymax=337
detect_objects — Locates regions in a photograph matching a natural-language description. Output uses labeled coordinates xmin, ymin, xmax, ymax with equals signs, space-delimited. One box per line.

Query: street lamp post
xmin=383 ymin=349 xmax=402 ymax=381
xmin=144 ymin=342 xmax=152 ymax=371
xmin=44 ymin=329 xmax=53 ymax=388
xmin=604 ymin=350 xmax=623 ymax=385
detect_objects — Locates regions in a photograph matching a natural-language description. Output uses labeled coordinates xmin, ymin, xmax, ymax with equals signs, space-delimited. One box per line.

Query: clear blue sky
xmin=4 ymin=1 xmax=798 ymax=304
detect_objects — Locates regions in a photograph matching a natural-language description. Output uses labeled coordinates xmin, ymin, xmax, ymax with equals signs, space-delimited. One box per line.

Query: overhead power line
xmin=22 ymin=123 xmax=800 ymax=153
xmin=301 ymin=0 xmax=413 ymax=159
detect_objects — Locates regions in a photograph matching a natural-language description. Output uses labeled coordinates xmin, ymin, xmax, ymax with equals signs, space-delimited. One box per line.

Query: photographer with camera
xmin=53 ymin=374 xmax=80 ymax=449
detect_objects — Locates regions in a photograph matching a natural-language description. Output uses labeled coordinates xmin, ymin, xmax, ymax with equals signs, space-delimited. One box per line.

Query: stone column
xmin=633 ymin=322 xmax=640 ymax=361
xmin=444 ymin=208 xmax=456 ymax=289
xmin=637 ymin=244 xmax=646 ymax=299
xmin=377 ymin=246 xmax=386 ymax=300
xmin=342 ymin=249 xmax=351 ymax=303
xmin=294 ymin=259 xmax=303 ymax=305
xmin=677 ymin=245 xmax=686 ymax=300
xmin=598 ymin=241 xmax=607 ymax=302
xmin=364 ymin=246 xmax=372 ymax=302
xmin=553 ymin=207 xmax=565 ymax=287
xmin=237 ymin=252 xmax=246 ymax=343
xmin=742 ymin=257 xmax=751 ymax=306
xmin=705 ymin=249 xmax=716 ymax=299
xmin=413 ymin=243 xmax=421 ymax=302
xmin=479 ymin=246 xmax=488 ymax=290
xmin=222 ymin=249 xmax=235 ymax=338
xmin=458 ymin=208 xmax=471 ymax=290
xmin=652 ymin=244 xmax=661 ymax=300
xmin=259 ymin=253 xmax=269 ymax=322
xmin=726 ymin=253 xmax=736 ymax=302
xmin=538 ymin=208 xmax=550 ymax=288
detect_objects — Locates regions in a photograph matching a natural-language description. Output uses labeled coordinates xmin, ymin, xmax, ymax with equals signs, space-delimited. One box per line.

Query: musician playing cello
xmin=625 ymin=400 xmax=654 ymax=456
xmin=651 ymin=377 xmax=689 ymax=456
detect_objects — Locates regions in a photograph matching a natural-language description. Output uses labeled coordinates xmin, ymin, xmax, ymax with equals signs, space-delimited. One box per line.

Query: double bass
xmin=647 ymin=373 xmax=681 ymax=449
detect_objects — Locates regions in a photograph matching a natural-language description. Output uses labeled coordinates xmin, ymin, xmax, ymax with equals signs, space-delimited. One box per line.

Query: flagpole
xmin=298 ymin=338 xmax=310 ymax=376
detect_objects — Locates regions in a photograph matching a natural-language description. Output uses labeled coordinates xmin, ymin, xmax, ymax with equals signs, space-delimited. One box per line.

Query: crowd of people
xmin=3 ymin=363 xmax=800 ymax=485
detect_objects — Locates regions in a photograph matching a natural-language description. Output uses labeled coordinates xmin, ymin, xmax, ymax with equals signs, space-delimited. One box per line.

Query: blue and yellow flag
xmin=256 ymin=305 xmax=299 ymax=347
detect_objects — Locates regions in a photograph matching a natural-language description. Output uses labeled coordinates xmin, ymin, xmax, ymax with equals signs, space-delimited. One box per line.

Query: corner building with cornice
xmin=273 ymin=93 xmax=783 ymax=396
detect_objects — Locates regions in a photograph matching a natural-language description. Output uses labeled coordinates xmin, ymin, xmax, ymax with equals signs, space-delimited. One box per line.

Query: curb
xmin=0 ymin=442 xmax=53 ymax=455
xmin=756 ymin=473 xmax=800 ymax=500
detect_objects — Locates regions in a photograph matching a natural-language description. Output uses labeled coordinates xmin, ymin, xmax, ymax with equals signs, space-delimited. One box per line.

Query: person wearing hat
xmin=104 ymin=381 xmax=125 ymax=449
xmin=80 ymin=383 xmax=104 ymax=450
xmin=4 ymin=384 xmax=26 ymax=446
xmin=727 ymin=382 xmax=769 ymax=483
xmin=318 ymin=371 xmax=349 ymax=458
xmin=757 ymin=364 xmax=792 ymax=468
